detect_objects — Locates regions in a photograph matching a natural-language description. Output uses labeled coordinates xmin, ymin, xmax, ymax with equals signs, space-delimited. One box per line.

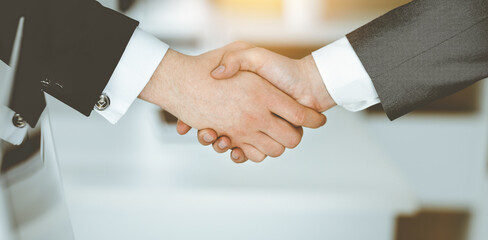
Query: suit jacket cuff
xmin=96 ymin=28 xmax=169 ymax=124
xmin=312 ymin=37 xmax=380 ymax=112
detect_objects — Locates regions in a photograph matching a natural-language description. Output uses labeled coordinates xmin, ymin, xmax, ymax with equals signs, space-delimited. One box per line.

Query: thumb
xmin=211 ymin=65 xmax=237 ymax=79
xmin=211 ymin=48 xmax=265 ymax=80
xmin=211 ymin=62 xmax=241 ymax=80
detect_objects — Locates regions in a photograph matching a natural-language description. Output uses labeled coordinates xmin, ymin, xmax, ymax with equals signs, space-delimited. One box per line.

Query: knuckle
xmin=253 ymin=47 xmax=265 ymax=53
xmin=225 ymin=52 xmax=239 ymax=63
xmin=242 ymin=112 xmax=259 ymax=124
xmin=231 ymin=41 xmax=253 ymax=49
xmin=253 ymin=47 xmax=269 ymax=59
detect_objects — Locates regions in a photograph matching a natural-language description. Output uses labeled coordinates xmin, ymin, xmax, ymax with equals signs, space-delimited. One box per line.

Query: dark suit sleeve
xmin=0 ymin=0 xmax=139 ymax=126
xmin=346 ymin=0 xmax=488 ymax=120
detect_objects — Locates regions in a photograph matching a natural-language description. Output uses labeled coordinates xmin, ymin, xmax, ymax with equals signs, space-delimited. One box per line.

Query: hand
xmin=176 ymin=120 xmax=252 ymax=163
xmin=212 ymin=42 xmax=336 ymax=112
xmin=177 ymin=42 xmax=335 ymax=163
xmin=139 ymin=45 xmax=327 ymax=162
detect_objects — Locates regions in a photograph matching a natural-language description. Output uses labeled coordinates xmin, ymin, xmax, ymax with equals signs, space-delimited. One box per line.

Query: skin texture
xmin=139 ymin=45 xmax=327 ymax=162
xmin=177 ymin=42 xmax=337 ymax=163
xmin=213 ymin=43 xmax=336 ymax=112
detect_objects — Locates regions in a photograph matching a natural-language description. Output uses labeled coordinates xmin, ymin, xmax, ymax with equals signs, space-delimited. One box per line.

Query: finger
xmin=250 ymin=132 xmax=286 ymax=158
xmin=205 ymin=41 xmax=255 ymax=66
xmin=263 ymin=115 xmax=303 ymax=149
xmin=212 ymin=136 xmax=232 ymax=153
xmin=176 ymin=120 xmax=192 ymax=135
xmin=211 ymin=47 xmax=266 ymax=80
xmin=230 ymin=148 xmax=247 ymax=163
xmin=240 ymin=144 xmax=267 ymax=163
xmin=197 ymin=129 xmax=218 ymax=146
xmin=297 ymin=126 xmax=304 ymax=138
xmin=270 ymin=94 xmax=327 ymax=129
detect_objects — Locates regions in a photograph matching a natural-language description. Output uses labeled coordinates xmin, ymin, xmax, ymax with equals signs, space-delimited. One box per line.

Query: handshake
xmin=139 ymin=42 xmax=336 ymax=163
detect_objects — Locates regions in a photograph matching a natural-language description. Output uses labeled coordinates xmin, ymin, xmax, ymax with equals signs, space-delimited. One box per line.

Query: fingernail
xmin=232 ymin=151 xmax=239 ymax=160
xmin=212 ymin=65 xmax=225 ymax=75
xmin=218 ymin=141 xmax=228 ymax=149
xmin=203 ymin=133 xmax=214 ymax=143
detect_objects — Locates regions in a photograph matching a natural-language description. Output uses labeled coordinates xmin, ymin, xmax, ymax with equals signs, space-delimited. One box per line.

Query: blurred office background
xmin=44 ymin=0 xmax=488 ymax=240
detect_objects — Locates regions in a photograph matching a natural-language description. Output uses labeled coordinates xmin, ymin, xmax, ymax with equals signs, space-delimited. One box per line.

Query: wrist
xmin=299 ymin=55 xmax=336 ymax=112
xmin=139 ymin=49 xmax=189 ymax=114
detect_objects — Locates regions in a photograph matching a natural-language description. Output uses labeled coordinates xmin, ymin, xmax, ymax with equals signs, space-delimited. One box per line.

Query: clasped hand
xmin=139 ymin=42 xmax=335 ymax=163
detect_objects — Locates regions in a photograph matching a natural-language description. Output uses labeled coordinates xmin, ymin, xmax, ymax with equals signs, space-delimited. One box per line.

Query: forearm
xmin=347 ymin=0 xmax=488 ymax=119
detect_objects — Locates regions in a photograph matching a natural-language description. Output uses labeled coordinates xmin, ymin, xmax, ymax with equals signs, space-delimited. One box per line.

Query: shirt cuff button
xmin=95 ymin=93 xmax=110 ymax=111
xmin=12 ymin=114 xmax=26 ymax=128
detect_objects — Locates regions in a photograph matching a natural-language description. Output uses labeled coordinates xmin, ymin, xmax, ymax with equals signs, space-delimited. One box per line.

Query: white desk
xmin=48 ymin=96 xmax=418 ymax=240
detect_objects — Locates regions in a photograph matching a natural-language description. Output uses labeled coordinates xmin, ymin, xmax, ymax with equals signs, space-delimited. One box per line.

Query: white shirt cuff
xmin=0 ymin=106 xmax=27 ymax=145
xmin=96 ymin=28 xmax=169 ymax=124
xmin=312 ymin=37 xmax=380 ymax=112
xmin=0 ymin=60 xmax=27 ymax=145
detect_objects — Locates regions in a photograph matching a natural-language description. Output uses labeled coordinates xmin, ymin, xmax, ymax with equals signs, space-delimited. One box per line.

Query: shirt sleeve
xmin=95 ymin=28 xmax=169 ymax=124
xmin=312 ymin=37 xmax=380 ymax=112
xmin=0 ymin=106 xmax=27 ymax=145
xmin=1 ymin=59 xmax=27 ymax=145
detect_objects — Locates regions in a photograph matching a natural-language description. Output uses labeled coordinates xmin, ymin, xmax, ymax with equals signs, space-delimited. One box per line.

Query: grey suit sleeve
xmin=346 ymin=0 xmax=488 ymax=120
